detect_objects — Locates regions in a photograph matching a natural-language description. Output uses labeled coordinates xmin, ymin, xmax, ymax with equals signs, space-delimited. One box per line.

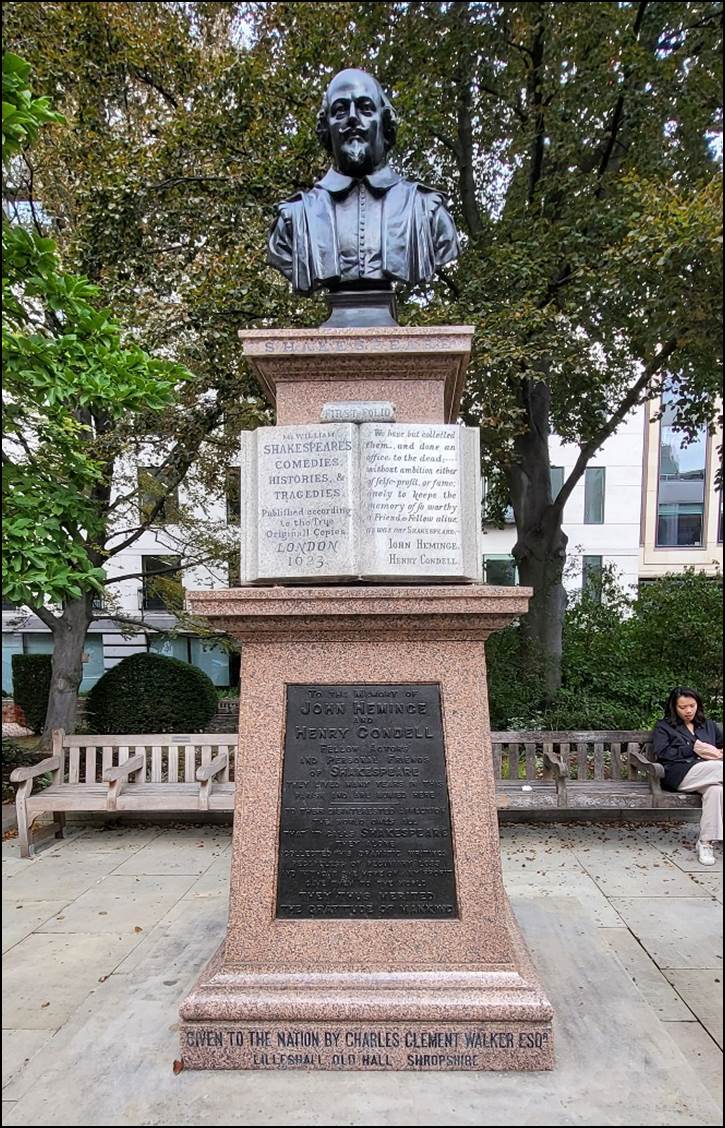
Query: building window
xmin=138 ymin=467 xmax=179 ymax=525
xmin=141 ymin=555 xmax=181 ymax=611
xmin=148 ymin=634 xmax=230 ymax=686
xmin=584 ymin=467 xmax=605 ymax=524
xmin=656 ymin=390 xmax=707 ymax=547
xmin=226 ymin=468 xmax=241 ymax=525
xmin=550 ymin=466 xmax=564 ymax=499
xmin=582 ymin=555 xmax=603 ymax=602
xmin=483 ymin=555 xmax=518 ymax=586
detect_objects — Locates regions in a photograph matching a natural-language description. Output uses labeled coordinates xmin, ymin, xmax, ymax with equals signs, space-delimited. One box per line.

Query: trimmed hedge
xmin=86 ymin=652 xmax=218 ymax=734
xmin=11 ymin=654 xmax=52 ymax=734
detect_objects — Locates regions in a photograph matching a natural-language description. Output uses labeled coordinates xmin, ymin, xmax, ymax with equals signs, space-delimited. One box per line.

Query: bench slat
xmin=576 ymin=742 xmax=588 ymax=782
xmin=151 ymin=746 xmax=162 ymax=783
xmin=610 ymin=742 xmax=621 ymax=781
xmin=68 ymin=747 xmax=80 ymax=784
xmin=168 ymin=746 xmax=179 ymax=783
xmin=84 ymin=746 xmax=97 ymax=784
xmin=184 ymin=745 xmax=196 ymax=783
xmin=593 ymin=742 xmax=605 ymax=781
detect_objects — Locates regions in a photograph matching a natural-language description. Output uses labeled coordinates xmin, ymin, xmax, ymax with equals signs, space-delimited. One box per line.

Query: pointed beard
xmin=340 ymin=137 xmax=371 ymax=171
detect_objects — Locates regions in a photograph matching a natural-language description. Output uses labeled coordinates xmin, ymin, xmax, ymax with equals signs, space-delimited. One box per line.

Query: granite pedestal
xmin=178 ymin=586 xmax=554 ymax=1070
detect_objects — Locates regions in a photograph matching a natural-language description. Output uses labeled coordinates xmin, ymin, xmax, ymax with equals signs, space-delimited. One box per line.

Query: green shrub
xmin=85 ymin=652 xmax=218 ymax=734
xmin=2 ymin=739 xmax=50 ymax=802
xmin=486 ymin=569 xmax=723 ymax=730
xmin=11 ymin=653 xmax=52 ymax=733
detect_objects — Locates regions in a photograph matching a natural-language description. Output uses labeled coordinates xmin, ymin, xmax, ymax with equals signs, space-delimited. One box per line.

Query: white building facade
xmin=3 ymin=398 xmax=722 ymax=695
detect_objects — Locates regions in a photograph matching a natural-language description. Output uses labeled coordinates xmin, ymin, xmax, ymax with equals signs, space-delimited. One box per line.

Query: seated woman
xmin=652 ymin=687 xmax=723 ymax=866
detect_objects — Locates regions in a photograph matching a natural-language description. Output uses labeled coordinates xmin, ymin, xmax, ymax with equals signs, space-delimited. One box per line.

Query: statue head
xmin=316 ymin=68 xmax=398 ymax=177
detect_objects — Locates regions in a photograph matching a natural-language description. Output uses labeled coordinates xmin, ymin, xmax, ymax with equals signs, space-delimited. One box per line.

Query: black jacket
xmin=652 ymin=718 xmax=723 ymax=791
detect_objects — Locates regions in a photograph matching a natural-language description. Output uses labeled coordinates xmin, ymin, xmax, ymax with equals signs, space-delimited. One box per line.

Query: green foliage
xmin=3 ymin=5 xmax=722 ymax=694
xmin=2 ymin=51 xmax=63 ymax=159
xmin=487 ymin=570 xmax=723 ymax=730
xmin=2 ymin=738 xmax=51 ymax=802
xmin=11 ymin=654 xmax=52 ymax=733
xmin=2 ymin=49 xmax=191 ymax=608
xmin=85 ymin=652 xmax=217 ymax=734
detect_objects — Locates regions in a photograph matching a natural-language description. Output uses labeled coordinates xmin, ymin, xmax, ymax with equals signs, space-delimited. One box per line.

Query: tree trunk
xmin=507 ymin=380 xmax=568 ymax=701
xmin=41 ymin=595 xmax=94 ymax=748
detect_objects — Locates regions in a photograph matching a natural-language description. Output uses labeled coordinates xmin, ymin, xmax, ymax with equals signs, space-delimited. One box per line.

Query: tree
xmin=252 ymin=1 xmax=723 ymax=695
xmin=5 ymin=2 xmax=722 ymax=708
xmin=2 ymin=50 xmax=194 ymax=742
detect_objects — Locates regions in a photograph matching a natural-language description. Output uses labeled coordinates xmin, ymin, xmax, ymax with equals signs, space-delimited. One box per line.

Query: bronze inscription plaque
xmin=276 ymin=683 xmax=457 ymax=918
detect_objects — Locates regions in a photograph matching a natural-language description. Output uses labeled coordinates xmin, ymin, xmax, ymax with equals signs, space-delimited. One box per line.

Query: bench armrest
xmin=103 ymin=755 xmax=145 ymax=782
xmin=10 ymin=756 xmax=61 ymax=783
xmin=196 ymin=752 xmax=229 ymax=782
xmin=628 ymin=748 xmax=664 ymax=780
xmin=542 ymin=748 xmax=569 ymax=779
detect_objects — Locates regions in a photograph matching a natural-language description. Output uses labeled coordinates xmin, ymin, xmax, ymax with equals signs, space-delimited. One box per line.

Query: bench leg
xmin=53 ymin=812 xmax=66 ymax=840
xmin=16 ymin=799 xmax=34 ymax=859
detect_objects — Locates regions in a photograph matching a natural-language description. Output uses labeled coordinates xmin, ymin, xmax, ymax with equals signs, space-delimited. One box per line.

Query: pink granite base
xmin=239 ymin=326 xmax=475 ymax=424
xmin=179 ymin=586 xmax=554 ymax=1071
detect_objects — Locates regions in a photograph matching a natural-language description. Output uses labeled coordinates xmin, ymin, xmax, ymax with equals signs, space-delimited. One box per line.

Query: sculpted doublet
xmin=268 ymin=165 xmax=459 ymax=295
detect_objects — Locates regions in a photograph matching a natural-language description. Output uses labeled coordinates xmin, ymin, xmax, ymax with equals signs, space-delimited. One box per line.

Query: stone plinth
xmin=179 ymin=585 xmax=554 ymax=1071
xmin=239 ymin=326 xmax=474 ymax=425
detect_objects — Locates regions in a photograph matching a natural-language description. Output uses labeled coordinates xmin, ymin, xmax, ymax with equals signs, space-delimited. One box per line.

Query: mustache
xmin=340 ymin=128 xmax=368 ymax=141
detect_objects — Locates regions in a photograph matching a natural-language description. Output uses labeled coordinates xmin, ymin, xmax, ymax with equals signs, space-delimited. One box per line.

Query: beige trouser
xmin=677 ymin=761 xmax=723 ymax=842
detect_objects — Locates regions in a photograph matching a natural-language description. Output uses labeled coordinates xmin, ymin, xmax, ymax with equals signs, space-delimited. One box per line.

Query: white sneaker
xmin=696 ymin=841 xmax=716 ymax=866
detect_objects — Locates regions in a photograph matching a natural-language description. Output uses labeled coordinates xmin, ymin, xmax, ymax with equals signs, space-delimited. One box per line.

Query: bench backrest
xmin=56 ymin=733 xmax=238 ymax=785
xmin=490 ymin=731 xmax=653 ymax=783
xmin=55 ymin=731 xmax=656 ymax=787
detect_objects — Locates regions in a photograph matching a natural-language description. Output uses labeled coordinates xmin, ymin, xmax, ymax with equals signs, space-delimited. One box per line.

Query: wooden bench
xmin=10 ymin=730 xmax=237 ymax=858
xmin=491 ymin=730 xmax=701 ymax=812
xmin=12 ymin=728 xmax=699 ymax=857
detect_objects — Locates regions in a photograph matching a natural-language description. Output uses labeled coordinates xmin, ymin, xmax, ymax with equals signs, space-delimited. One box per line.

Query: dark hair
xmin=316 ymin=71 xmax=398 ymax=155
xmin=663 ymin=686 xmax=706 ymax=726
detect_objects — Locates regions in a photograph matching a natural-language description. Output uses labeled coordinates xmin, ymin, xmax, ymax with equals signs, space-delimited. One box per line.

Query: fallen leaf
xmin=172 ymin=1059 xmax=185 ymax=1074
xmin=41 ymin=1002 xmax=50 ymax=1008
xmin=134 ymin=926 xmax=144 ymax=933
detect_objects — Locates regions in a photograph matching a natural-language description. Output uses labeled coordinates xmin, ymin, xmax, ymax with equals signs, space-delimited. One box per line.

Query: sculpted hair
xmin=663 ymin=686 xmax=706 ymax=726
xmin=316 ymin=73 xmax=398 ymax=155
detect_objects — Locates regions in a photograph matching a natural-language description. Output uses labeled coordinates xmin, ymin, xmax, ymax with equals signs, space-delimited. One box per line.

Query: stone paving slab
xmin=664 ymin=971 xmax=724 ymax=1048
xmin=558 ymin=827 xmax=711 ymax=897
xmin=502 ymin=872 xmax=625 ymax=928
xmin=2 ymin=899 xmax=71 ymax=954
xmin=660 ymin=1021 xmax=723 ymax=1105
xmin=600 ymin=927 xmax=692 ymax=1020
xmin=689 ymin=872 xmax=723 ymax=903
xmin=2 ymin=931 xmax=145 ymax=1030
xmin=635 ymin=824 xmax=723 ymax=873
xmin=37 ymin=874 xmax=200 ymax=935
xmin=2 ymin=852 xmax=137 ymax=902
xmin=42 ymin=825 xmax=163 ymax=857
xmin=1 ymin=1031 xmax=55 ymax=1089
xmin=2 ymin=893 xmax=722 ymax=1126
xmin=110 ymin=829 xmax=232 ymax=878
xmin=610 ymin=896 xmax=723 ymax=969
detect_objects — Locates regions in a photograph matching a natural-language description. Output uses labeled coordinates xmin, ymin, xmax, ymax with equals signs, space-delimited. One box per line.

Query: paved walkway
xmin=1 ymin=816 xmax=722 ymax=1126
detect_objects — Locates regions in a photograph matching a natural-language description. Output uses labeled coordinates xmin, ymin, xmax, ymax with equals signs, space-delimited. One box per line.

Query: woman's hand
xmin=693 ymin=739 xmax=723 ymax=760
